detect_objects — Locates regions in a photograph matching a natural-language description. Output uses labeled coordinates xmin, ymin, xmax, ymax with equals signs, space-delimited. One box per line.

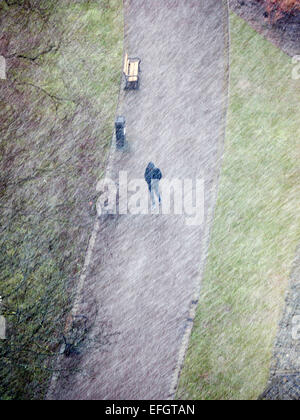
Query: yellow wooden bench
xmin=123 ymin=53 xmax=141 ymax=89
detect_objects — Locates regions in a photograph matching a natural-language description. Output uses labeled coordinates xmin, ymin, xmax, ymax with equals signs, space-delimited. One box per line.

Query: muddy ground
xmin=229 ymin=0 xmax=300 ymax=56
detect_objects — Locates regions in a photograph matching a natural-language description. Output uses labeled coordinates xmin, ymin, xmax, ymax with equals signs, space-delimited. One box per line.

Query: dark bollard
xmin=115 ymin=116 xmax=126 ymax=149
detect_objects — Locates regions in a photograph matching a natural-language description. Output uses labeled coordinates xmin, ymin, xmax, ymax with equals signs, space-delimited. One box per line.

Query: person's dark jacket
xmin=144 ymin=163 xmax=162 ymax=191
xmin=144 ymin=162 xmax=155 ymax=190
xmin=152 ymin=168 xmax=162 ymax=180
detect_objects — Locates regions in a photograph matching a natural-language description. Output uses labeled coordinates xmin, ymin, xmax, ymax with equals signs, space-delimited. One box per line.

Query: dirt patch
xmin=259 ymin=247 xmax=300 ymax=400
xmin=260 ymin=374 xmax=300 ymax=400
xmin=229 ymin=0 xmax=300 ymax=56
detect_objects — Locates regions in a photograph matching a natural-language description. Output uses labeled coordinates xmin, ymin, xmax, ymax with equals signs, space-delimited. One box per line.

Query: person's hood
xmin=146 ymin=162 xmax=155 ymax=171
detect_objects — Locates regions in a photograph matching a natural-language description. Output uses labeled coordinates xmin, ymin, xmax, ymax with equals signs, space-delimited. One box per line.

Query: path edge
xmin=45 ymin=0 xmax=127 ymax=400
xmin=168 ymin=0 xmax=231 ymax=400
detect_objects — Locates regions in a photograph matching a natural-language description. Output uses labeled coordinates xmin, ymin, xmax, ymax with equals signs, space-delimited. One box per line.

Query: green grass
xmin=0 ymin=0 xmax=123 ymax=400
xmin=177 ymin=12 xmax=300 ymax=400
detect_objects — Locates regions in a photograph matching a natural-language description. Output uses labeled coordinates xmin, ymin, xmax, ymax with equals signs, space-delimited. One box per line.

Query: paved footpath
xmin=52 ymin=0 xmax=229 ymax=400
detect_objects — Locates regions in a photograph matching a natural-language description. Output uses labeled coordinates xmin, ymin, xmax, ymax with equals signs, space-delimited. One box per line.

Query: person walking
xmin=144 ymin=162 xmax=162 ymax=208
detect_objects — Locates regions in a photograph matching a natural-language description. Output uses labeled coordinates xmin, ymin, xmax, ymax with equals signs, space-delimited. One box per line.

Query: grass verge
xmin=177 ymin=12 xmax=300 ymax=400
xmin=0 ymin=0 xmax=123 ymax=400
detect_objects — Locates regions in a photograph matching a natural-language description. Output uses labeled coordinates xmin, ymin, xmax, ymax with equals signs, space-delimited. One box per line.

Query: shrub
xmin=263 ymin=0 xmax=300 ymax=22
